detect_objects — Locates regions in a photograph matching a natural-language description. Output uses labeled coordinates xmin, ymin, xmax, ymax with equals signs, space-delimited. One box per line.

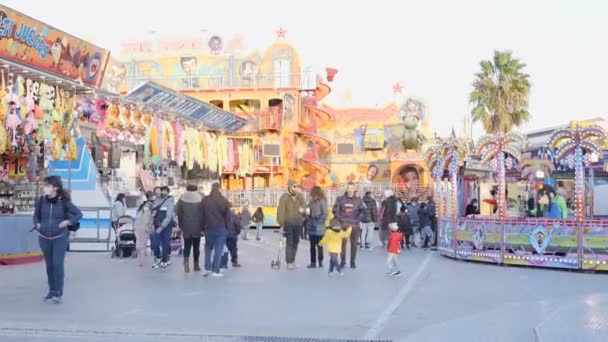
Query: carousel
xmin=429 ymin=123 xmax=608 ymax=271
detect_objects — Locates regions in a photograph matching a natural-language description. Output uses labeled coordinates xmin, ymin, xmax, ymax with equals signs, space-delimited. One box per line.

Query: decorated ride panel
xmin=582 ymin=219 xmax=608 ymax=271
xmin=503 ymin=218 xmax=579 ymax=270
xmin=455 ymin=217 xmax=502 ymax=264
xmin=438 ymin=217 xmax=457 ymax=258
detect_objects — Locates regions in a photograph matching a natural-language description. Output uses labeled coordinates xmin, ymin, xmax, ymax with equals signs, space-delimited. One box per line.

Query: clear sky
xmin=3 ymin=0 xmax=607 ymax=138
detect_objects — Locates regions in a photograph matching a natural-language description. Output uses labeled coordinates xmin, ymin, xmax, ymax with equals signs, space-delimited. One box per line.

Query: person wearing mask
xmin=277 ymin=180 xmax=306 ymax=270
xmin=306 ymin=186 xmax=327 ymax=268
xmin=252 ymin=207 xmax=264 ymax=241
xmin=134 ymin=192 xmax=155 ymax=267
xmin=406 ymin=199 xmax=420 ymax=247
xmin=201 ymin=182 xmax=231 ymax=277
xmin=361 ymin=191 xmax=378 ymax=250
xmin=111 ymin=193 xmax=127 ymax=229
xmin=465 ymin=199 xmax=480 ymax=217
xmin=380 ymin=190 xmax=398 ymax=248
xmin=226 ymin=210 xmax=242 ymax=267
xmin=333 ymin=183 xmax=366 ymax=269
xmin=418 ymin=202 xmax=433 ymax=248
xmin=151 ymin=186 xmax=175 ymax=269
xmin=176 ymin=184 xmax=204 ymax=273
xmin=33 ymin=176 xmax=83 ymax=304
xmin=240 ymin=201 xmax=253 ymax=240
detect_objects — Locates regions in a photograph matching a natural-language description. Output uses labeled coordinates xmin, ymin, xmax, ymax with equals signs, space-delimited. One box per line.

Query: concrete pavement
xmin=1 ymin=231 xmax=607 ymax=341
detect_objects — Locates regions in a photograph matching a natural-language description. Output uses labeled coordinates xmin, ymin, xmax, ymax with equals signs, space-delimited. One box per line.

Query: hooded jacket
xmin=201 ymin=189 xmax=231 ymax=230
xmin=381 ymin=195 xmax=398 ymax=230
xmin=333 ymin=195 xmax=366 ymax=229
xmin=176 ymin=191 xmax=203 ymax=238
xmin=227 ymin=210 xmax=243 ymax=238
xmin=34 ymin=195 xmax=83 ymax=238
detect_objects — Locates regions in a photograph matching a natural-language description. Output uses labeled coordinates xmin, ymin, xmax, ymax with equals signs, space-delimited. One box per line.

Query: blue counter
xmin=0 ymin=214 xmax=42 ymax=265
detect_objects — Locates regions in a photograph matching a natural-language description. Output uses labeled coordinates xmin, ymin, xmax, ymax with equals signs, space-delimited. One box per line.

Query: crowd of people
xmin=34 ymin=177 xmax=438 ymax=304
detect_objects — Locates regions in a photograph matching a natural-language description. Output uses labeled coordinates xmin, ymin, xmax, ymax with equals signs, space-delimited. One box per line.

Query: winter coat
xmin=252 ymin=209 xmax=264 ymax=223
xmin=319 ymin=227 xmax=352 ymax=254
xmin=152 ymin=196 xmax=175 ymax=230
xmin=176 ymin=191 xmax=204 ymax=238
xmin=333 ymin=195 xmax=366 ymax=229
xmin=111 ymin=201 xmax=126 ymax=222
xmin=397 ymin=212 xmax=413 ymax=235
xmin=381 ymin=196 xmax=398 ymax=230
xmin=33 ymin=195 xmax=83 ymax=238
xmin=418 ymin=206 xmax=431 ymax=228
xmin=227 ymin=211 xmax=243 ymax=238
xmin=201 ymin=189 xmax=231 ymax=230
xmin=362 ymin=194 xmax=379 ymax=223
xmin=388 ymin=231 xmax=403 ymax=254
xmin=277 ymin=191 xmax=306 ymax=227
xmin=307 ymin=198 xmax=328 ymax=236
xmin=240 ymin=207 xmax=252 ymax=227
xmin=134 ymin=203 xmax=154 ymax=235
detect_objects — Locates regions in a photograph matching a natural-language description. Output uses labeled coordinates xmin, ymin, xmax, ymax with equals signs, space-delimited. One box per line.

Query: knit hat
xmin=288 ymin=179 xmax=298 ymax=188
xmin=329 ymin=218 xmax=341 ymax=231
xmin=388 ymin=222 xmax=399 ymax=232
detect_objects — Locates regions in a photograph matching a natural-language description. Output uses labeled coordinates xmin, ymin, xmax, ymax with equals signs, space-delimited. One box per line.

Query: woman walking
xmin=252 ymin=207 xmax=264 ymax=240
xmin=176 ymin=184 xmax=204 ymax=272
xmin=111 ymin=193 xmax=127 ymax=229
xmin=33 ymin=176 xmax=83 ymax=304
xmin=240 ymin=201 xmax=252 ymax=240
xmin=307 ymin=186 xmax=327 ymax=268
xmin=134 ymin=192 xmax=155 ymax=267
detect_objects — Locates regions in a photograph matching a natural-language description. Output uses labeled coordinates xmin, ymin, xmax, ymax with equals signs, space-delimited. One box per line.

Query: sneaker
xmin=350 ymin=263 xmax=357 ymax=269
xmin=202 ymin=270 xmax=212 ymax=277
xmin=152 ymin=263 xmax=160 ymax=269
xmin=307 ymin=264 xmax=316 ymax=269
xmin=232 ymin=262 xmax=241 ymax=267
xmin=318 ymin=263 xmax=324 ymax=268
xmin=328 ymin=271 xmax=335 ymax=277
xmin=52 ymin=296 xmax=63 ymax=304
xmin=160 ymin=262 xmax=168 ymax=269
xmin=256 ymin=237 xmax=261 ymax=241
xmin=287 ymin=263 xmax=295 ymax=270
xmin=211 ymin=272 xmax=224 ymax=278
xmin=43 ymin=294 xmax=54 ymax=302
xmin=338 ymin=271 xmax=344 ymax=276
xmin=391 ymin=271 xmax=403 ymax=277
xmin=166 ymin=260 xmax=172 ymax=266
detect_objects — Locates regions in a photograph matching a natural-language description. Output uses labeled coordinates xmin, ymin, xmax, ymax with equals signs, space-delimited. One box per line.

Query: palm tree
xmin=470 ymin=51 xmax=531 ymax=134
xmin=476 ymin=132 xmax=525 ymax=219
xmin=549 ymin=124 xmax=606 ymax=220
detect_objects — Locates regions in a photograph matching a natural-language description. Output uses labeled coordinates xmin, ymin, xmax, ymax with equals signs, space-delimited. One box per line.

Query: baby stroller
xmin=111 ymin=215 xmax=136 ymax=258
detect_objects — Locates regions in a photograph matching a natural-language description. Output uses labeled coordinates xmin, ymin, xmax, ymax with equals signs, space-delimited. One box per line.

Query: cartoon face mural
xmin=208 ymin=36 xmax=223 ymax=54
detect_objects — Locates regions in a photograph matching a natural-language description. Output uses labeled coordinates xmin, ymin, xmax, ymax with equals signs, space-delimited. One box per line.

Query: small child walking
xmin=387 ymin=222 xmax=403 ymax=277
xmin=319 ymin=218 xmax=352 ymax=276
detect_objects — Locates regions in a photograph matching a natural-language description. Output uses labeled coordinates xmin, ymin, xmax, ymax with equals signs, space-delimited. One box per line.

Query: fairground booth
xmin=431 ymin=122 xmax=608 ymax=271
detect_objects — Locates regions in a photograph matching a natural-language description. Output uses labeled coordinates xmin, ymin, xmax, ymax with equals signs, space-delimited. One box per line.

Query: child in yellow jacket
xmin=319 ymin=218 xmax=352 ymax=276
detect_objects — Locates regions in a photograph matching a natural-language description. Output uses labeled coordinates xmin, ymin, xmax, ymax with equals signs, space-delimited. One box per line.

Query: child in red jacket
xmin=387 ymin=222 xmax=403 ymax=277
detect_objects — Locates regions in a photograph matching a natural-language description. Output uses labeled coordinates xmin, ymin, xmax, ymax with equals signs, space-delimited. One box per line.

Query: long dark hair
xmin=115 ymin=193 xmax=126 ymax=204
xmin=45 ymin=176 xmax=70 ymax=201
xmin=310 ymin=186 xmax=325 ymax=201
xmin=137 ymin=192 xmax=155 ymax=213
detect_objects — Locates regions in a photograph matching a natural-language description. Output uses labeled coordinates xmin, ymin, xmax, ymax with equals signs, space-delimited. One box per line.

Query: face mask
xmin=161 ymin=193 xmax=168 ymax=198
xmin=43 ymin=186 xmax=53 ymax=196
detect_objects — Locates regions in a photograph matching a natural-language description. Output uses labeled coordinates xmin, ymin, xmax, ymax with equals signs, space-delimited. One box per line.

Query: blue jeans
xmin=39 ymin=232 xmax=69 ymax=297
xmin=152 ymin=227 xmax=172 ymax=262
xmin=204 ymin=228 xmax=227 ymax=273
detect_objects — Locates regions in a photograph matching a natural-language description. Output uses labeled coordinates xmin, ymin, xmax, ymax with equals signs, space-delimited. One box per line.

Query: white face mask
xmin=43 ymin=186 xmax=53 ymax=196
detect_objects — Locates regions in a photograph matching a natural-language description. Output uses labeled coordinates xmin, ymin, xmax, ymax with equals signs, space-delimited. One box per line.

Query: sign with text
xmin=0 ymin=5 xmax=110 ymax=87
xmin=125 ymin=82 xmax=247 ymax=133
xmin=6 ymin=154 xmax=26 ymax=179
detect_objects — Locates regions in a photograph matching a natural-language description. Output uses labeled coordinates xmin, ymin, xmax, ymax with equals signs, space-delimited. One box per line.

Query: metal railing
xmin=127 ymin=71 xmax=316 ymax=91
xmin=69 ymin=206 xmax=112 ymax=251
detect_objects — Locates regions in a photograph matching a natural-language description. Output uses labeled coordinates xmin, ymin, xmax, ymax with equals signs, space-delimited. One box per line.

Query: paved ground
xmin=1 ymin=230 xmax=607 ymax=341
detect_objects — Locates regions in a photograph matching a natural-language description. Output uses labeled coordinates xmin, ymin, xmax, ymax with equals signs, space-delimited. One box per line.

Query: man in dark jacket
xmin=406 ymin=199 xmax=420 ymax=247
xmin=428 ymin=197 xmax=438 ymax=248
xmin=176 ymin=184 xmax=203 ymax=273
xmin=225 ymin=210 xmax=242 ymax=267
xmin=277 ymin=179 xmax=306 ymax=270
xmin=418 ymin=202 xmax=433 ymax=248
xmin=361 ymin=191 xmax=378 ymax=250
xmin=381 ymin=190 xmax=398 ymax=248
xmin=333 ymin=183 xmax=366 ymax=268
xmin=201 ymin=182 xmax=231 ymax=277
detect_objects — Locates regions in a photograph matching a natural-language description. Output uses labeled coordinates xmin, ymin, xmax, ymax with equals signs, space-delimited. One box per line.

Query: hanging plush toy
xmin=0 ymin=125 xmax=7 ymax=154
xmin=174 ymin=121 xmax=184 ymax=166
xmin=5 ymin=102 xmax=22 ymax=149
xmin=105 ymin=103 xmax=119 ymax=128
xmin=52 ymin=136 xmax=62 ymax=160
xmin=0 ymin=69 xmax=6 ymax=122
xmin=39 ymin=83 xmax=52 ymax=111
xmin=22 ymin=106 xmax=37 ymax=135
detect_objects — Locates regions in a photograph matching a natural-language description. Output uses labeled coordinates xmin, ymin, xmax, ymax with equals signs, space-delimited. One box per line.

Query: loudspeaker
xmin=108 ymin=146 xmax=121 ymax=169
xmin=91 ymin=145 xmax=104 ymax=169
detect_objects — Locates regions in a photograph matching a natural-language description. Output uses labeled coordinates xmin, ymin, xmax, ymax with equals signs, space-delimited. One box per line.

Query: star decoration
xmin=392 ymin=82 xmax=404 ymax=94
xmin=276 ymin=27 xmax=287 ymax=39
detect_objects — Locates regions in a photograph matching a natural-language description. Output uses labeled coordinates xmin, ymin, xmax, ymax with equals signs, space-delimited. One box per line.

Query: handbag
xmin=62 ymin=199 xmax=80 ymax=232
